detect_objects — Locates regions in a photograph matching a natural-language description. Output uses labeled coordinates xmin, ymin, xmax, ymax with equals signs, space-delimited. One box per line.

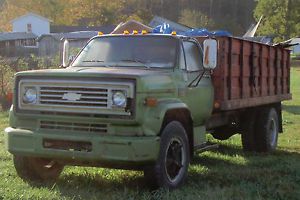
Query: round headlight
xmin=112 ymin=91 xmax=127 ymax=107
xmin=23 ymin=88 xmax=37 ymax=104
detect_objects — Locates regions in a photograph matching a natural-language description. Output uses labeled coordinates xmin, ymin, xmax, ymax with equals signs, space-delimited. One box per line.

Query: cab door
xmin=178 ymin=39 xmax=214 ymax=126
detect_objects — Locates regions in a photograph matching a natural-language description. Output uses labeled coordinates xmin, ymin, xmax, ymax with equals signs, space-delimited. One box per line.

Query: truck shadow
xmin=189 ymin=144 xmax=300 ymax=185
xmin=41 ymin=144 xmax=300 ymax=199
xmin=282 ymin=105 xmax=300 ymax=115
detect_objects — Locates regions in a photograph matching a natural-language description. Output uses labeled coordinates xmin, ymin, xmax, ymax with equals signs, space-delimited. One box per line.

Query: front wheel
xmin=144 ymin=121 xmax=190 ymax=189
xmin=13 ymin=155 xmax=64 ymax=182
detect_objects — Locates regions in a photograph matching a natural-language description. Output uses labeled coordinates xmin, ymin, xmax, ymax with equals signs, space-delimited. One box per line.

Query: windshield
xmin=71 ymin=36 xmax=178 ymax=68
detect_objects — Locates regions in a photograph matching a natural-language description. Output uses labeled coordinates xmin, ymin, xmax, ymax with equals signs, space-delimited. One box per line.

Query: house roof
xmin=0 ymin=32 xmax=37 ymax=41
xmin=149 ymin=16 xmax=191 ymax=32
xmin=291 ymin=37 xmax=300 ymax=44
xmin=37 ymin=31 xmax=98 ymax=41
xmin=11 ymin=12 xmax=52 ymax=23
xmin=51 ymin=25 xmax=116 ymax=34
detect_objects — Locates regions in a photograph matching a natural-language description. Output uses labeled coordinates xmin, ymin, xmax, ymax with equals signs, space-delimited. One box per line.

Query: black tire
xmin=255 ymin=108 xmax=279 ymax=152
xmin=241 ymin=111 xmax=257 ymax=152
xmin=211 ymin=126 xmax=236 ymax=140
xmin=144 ymin=121 xmax=190 ymax=189
xmin=13 ymin=155 xmax=64 ymax=182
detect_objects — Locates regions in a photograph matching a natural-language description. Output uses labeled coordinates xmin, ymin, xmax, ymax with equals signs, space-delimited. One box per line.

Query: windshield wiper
xmin=80 ymin=60 xmax=112 ymax=67
xmin=82 ymin=60 xmax=104 ymax=63
xmin=119 ymin=59 xmax=150 ymax=68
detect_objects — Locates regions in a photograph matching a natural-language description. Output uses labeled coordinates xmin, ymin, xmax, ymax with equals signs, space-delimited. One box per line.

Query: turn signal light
xmin=214 ymin=101 xmax=220 ymax=109
xmin=145 ymin=97 xmax=158 ymax=107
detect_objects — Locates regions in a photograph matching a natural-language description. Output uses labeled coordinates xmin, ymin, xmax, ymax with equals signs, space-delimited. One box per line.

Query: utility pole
xmin=286 ymin=0 xmax=292 ymax=40
xmin=209 ymin=0 xmax=214 ymax=20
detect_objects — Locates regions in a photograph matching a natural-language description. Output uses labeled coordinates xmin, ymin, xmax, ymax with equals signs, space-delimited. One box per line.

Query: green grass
xmin=1 ymin=68 xmax=300 ymax=200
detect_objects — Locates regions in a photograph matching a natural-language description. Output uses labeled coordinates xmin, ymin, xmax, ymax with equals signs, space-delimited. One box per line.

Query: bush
xmin=0 ymin=57 xmax=15 ymax=110
xmin=0 ymin=55 xmax=60 ymax=110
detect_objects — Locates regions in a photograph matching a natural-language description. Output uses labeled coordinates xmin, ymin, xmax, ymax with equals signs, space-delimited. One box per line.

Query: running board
xmin=194 ymin=142 xmax=219 ymax=153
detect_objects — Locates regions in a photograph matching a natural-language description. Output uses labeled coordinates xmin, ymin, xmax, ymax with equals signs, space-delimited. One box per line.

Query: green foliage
xmin=0 ymin=0 xmax=256 ymax=35
xmin=0 ymin=57 xmax=14 ymax=96
xmin=0 ymin=56 xmax=59 ymax=99
xmin=179 ymin=9 xmax=215 ymax=29
xmin=254 ymin=0 xmax=300 ymax=42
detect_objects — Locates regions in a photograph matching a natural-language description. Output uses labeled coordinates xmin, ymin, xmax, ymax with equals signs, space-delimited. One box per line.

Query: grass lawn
xmin=0 ymin=68 xmax=300 ymax=200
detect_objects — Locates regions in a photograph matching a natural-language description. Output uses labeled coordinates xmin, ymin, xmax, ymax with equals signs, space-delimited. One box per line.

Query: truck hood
xmin=17 ymin=67 xmax=169 ymax=77
xmin=16 ymin=67 xmax=176 ymax=94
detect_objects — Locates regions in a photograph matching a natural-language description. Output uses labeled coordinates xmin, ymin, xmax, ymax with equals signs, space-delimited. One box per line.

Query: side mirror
xmin=62 ymin=39 xmax=70 ymax=67
xmin=203 ymin=39 xmax=218 ymax=69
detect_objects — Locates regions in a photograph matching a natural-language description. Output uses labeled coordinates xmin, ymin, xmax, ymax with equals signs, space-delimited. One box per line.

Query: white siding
xmin=12 ymin=15 xmax=50 ymax=36
xmin=291 ymin=38 xmax=300 ymax=54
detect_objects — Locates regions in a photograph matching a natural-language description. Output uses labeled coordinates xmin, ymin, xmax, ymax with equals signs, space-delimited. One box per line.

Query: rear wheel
xmin=13 ymin=155 xmax=64 ymax=182
xmin=144 ymin=121 xmax=190 ymax=189
xmin=241 ymin=107 xmax=279 ymax=152
xmin=255 ymin=108 xmax=279 ymax=152
xmin=211 ymin=126 xmax=236 ymax=140
xmin=241 ymin=111 xmax=257 ymax=151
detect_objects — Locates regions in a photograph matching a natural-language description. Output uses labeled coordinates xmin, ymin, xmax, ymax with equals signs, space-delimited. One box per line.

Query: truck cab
xmin=5 ymin=33 xmax=218 ymax=188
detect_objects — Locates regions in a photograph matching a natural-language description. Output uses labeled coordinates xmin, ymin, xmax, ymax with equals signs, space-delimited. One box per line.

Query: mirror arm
xmin=188 ymin=70 xmax=206 ymax=88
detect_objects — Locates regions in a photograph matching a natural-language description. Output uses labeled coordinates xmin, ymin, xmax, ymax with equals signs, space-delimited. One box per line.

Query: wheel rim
xmin=30 ymin=158 xmax=55 ymax=169
xmin=164 ymin=137 xmax=186 ymax=183
xmin=29 ymin=157 xmax=61 ymax=176
xmin=269 ymin=118 xmax=277 ymax=147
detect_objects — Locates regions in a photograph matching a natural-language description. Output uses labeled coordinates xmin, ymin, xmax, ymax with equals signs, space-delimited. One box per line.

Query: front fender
xmin=142 ymin=98 xmax=189 ymax=136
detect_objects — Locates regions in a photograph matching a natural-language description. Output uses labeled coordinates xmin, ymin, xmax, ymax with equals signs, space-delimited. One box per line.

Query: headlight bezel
xmin=22 ymin=87 xmax=37 ymax=104
xmin=112 ymin=90 xmax=127 ymax=108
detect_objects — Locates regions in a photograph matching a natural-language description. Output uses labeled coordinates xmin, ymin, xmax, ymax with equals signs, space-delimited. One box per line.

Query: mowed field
xmin=0 ymin=68 xmax=300 ymax=200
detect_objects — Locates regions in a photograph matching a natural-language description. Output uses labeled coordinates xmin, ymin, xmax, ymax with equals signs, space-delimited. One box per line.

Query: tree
xmin=254 ymin=0 xmax=300 ymax=42
xmin=0 ymin=0 xmax=154 ymax=31
xmin=0 ymin=0 xmax=69 ymax=31
xmin=179 ymin=9 xmax=214 ymax=29
xmin=0 ymin=0 xmax=257 ymax=35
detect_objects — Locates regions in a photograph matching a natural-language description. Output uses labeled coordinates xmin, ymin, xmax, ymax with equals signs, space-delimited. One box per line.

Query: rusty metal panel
xmin=221 ymin=94 xmax=292 ymax=110
xmin=196 ymin=36 xmax=290 ymax=111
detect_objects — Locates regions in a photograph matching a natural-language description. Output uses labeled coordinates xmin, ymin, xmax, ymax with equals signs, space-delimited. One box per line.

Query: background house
xmin=11 ymin=13 xmax=51 ymax=36
xmin=50 ymin=25 xmax=116 ymax=33
xmin=38 ymin=31 xmax=99 ymax=57
xmin=290 ymin=37 xmax=300 ymax=55
xmin=0 ymin=32 xmax=37 ymax=57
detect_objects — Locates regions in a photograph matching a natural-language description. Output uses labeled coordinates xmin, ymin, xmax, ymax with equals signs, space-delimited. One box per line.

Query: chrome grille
xmin=39 ymin=86 xmax=108 ymax=108
xmin=18 ymin=79 xmax=135 ymax=116
xmin=40 ymin=120 xmax=108 ymax=133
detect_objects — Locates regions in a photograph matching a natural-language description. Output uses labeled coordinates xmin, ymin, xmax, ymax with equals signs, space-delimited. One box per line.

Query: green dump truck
xmin=4 ymin=33 xmax=291 ymax=189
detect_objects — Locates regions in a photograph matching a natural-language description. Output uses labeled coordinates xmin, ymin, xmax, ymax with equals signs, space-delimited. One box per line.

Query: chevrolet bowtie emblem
xmin=62 ymin=92 xmax=82 ymax=101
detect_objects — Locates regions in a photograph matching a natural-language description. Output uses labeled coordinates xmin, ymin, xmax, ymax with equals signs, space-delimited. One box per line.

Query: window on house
xmin=27 ymin=24 xmax=32 ymax=33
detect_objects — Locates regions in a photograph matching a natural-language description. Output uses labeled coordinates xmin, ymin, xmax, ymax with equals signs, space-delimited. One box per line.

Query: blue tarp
xmin=152 ymin=23 xmax=232 ymax=37
xmin=152 ymin=23 xmax=173 ymax=34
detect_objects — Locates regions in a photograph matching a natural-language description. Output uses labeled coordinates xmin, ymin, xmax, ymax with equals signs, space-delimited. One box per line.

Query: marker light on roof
xmin=123 ymin=30 xmax=130 ymax=35
xmin=133 ymin=30 xmax=138 ymax=34
xmin=141 ymin=30 xmax=148 ymax=35
xmin=171 ymin=31 xmax=177 ymax=35
xmin=98 ymin=32 xmax=103 ymax=36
